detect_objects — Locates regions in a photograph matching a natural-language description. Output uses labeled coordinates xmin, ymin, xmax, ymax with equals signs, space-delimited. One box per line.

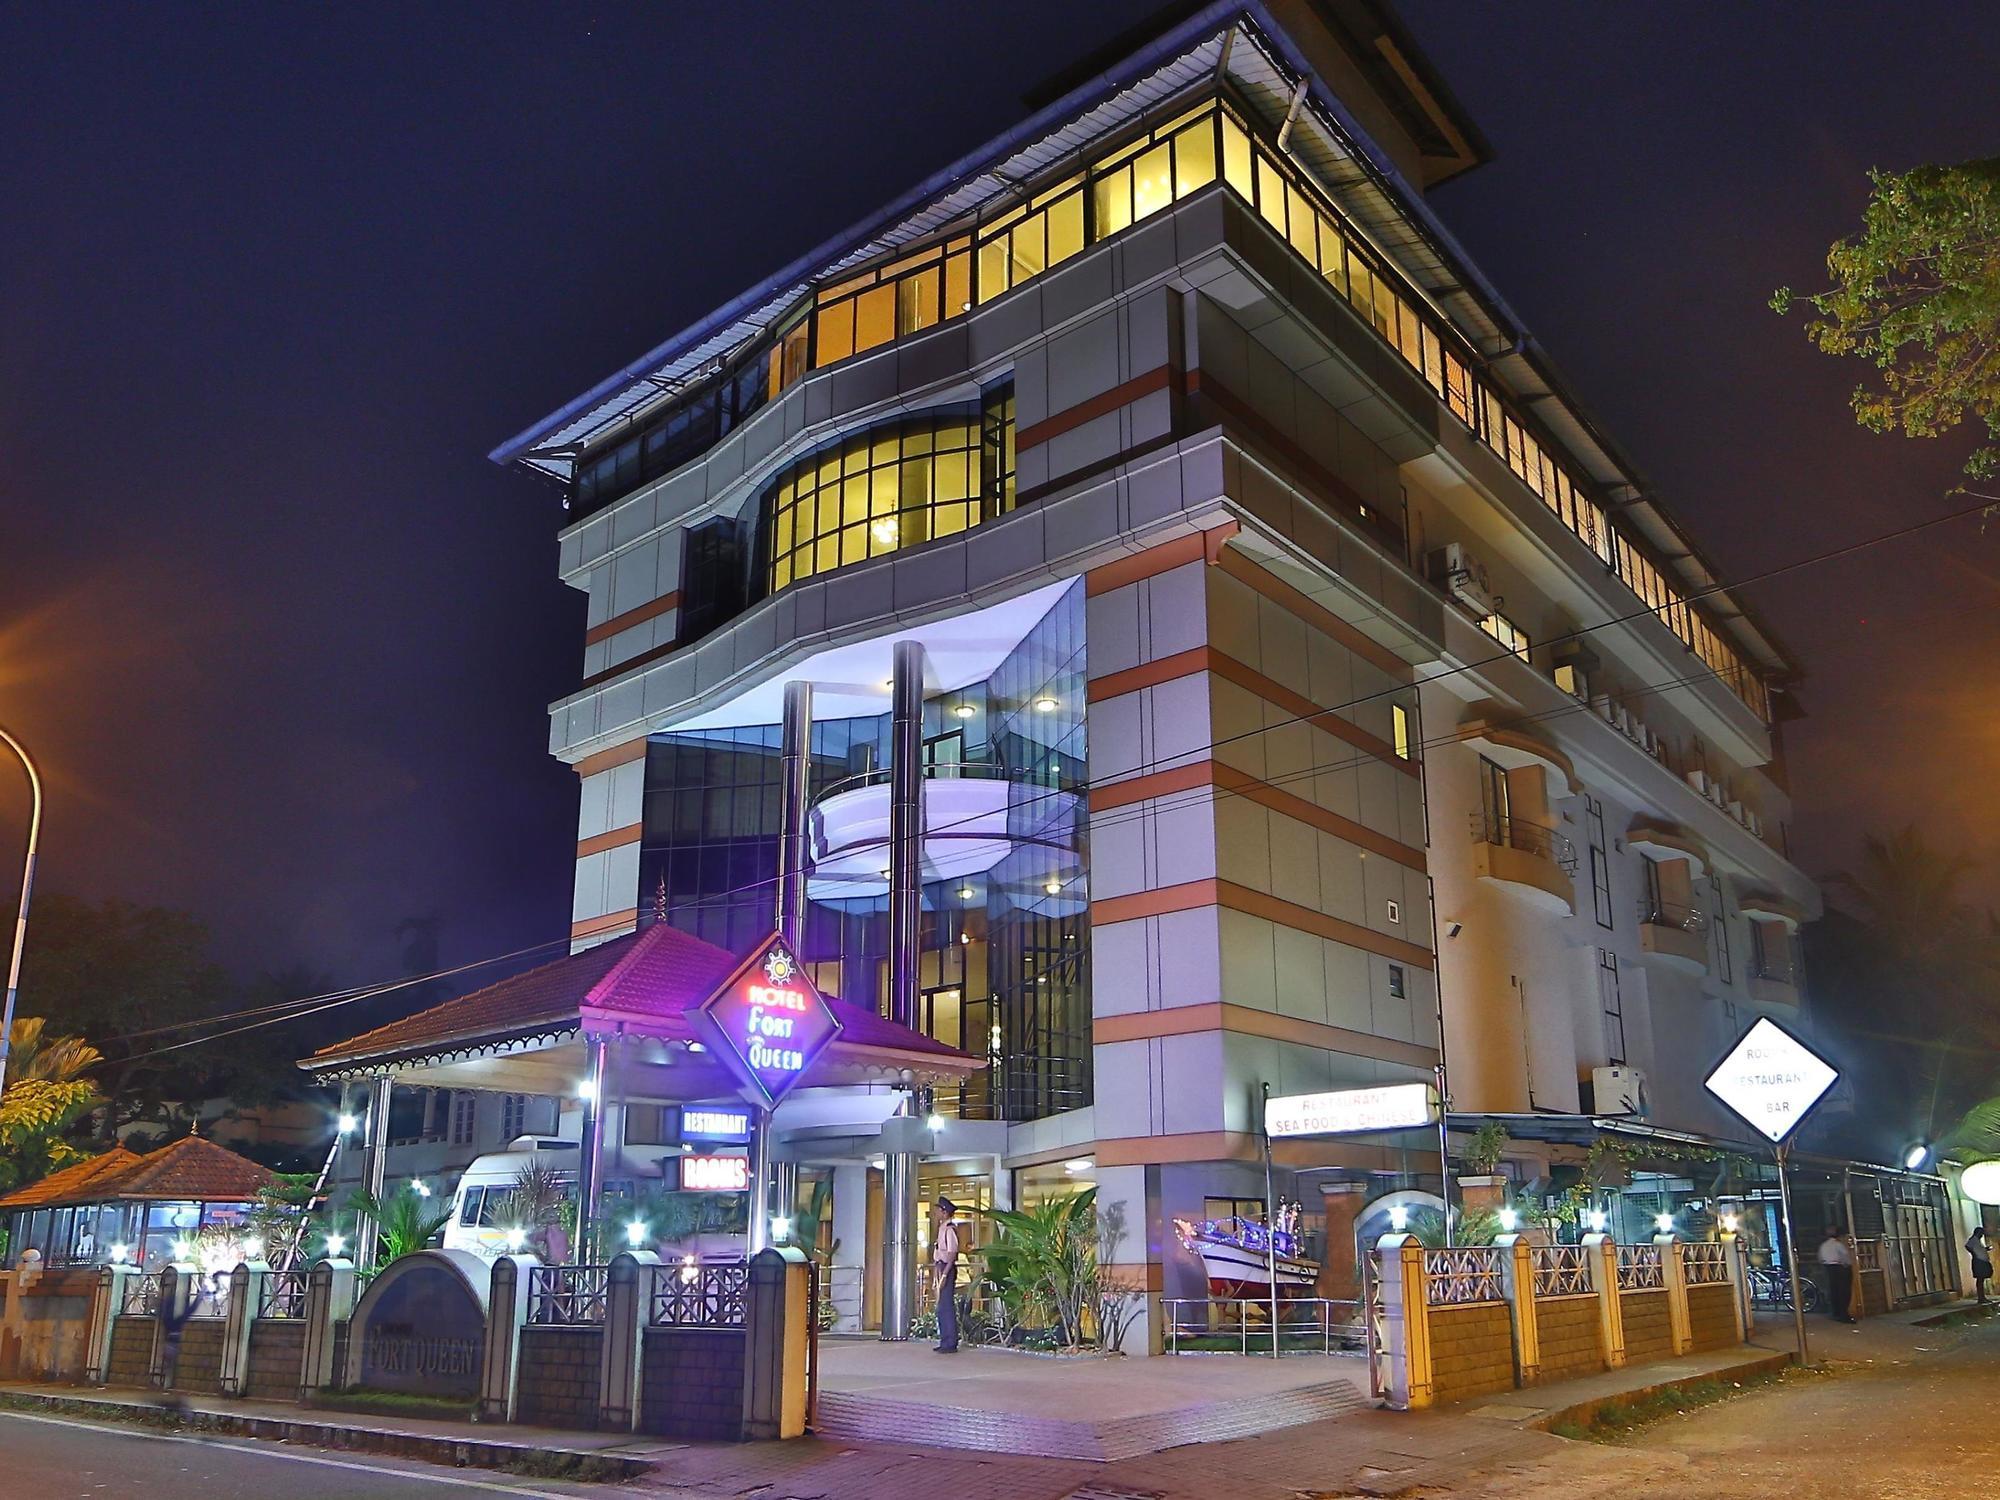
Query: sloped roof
xmin=305 ymin=921 xmax=974 ymax=1072
xmin=0 ymin=1137 xmax=277 ymax=1211
xmin=0 ymin=1146 xmax=141 ymax=1210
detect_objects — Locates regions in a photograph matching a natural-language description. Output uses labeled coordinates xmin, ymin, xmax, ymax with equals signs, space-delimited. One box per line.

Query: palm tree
xmin=5 ymin=1018 xmax=102 ymax=1083
xmin=1829 ymin=825 xmax=1982 ymax=971
xmin=345 ymin=1185 xmax=453 ymax=1267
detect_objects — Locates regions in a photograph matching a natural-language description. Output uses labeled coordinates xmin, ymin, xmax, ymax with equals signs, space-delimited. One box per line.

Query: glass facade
xmin=638 ymin=583 xmax=1088 ymax=1121
xmin=566 ymin=91 xmax=1768 ymax=722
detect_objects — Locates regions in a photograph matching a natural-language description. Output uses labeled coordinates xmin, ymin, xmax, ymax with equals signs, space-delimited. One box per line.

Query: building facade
xmin=466 ymin=1 xmax=1953 ymax=1339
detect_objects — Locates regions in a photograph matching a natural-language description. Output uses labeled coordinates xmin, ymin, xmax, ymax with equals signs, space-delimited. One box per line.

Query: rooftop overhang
xmin=1455 ymin=712 xmax=1579 ymax=797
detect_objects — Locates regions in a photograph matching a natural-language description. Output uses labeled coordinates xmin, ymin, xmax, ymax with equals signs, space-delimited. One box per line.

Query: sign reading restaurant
xmin=1703 ymin=1016 xmax=1839 ymax=1144
xmin=1265 ymin=1082 xmax=1439 ymax=1137
xmin=696 ymin=935 xmax=842 ymax=1107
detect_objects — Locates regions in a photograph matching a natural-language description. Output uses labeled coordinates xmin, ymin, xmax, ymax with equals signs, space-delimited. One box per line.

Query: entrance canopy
xmin=303 ymin=921 xmax=980 ymax=1096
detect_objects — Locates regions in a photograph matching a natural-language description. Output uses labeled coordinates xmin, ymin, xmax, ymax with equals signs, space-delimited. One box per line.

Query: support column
xmin=597 ymin=1250 xmax=659 ymax=1432
xmin=84 ymin=1263 xmax=137 ymax=1384
xmin=356 ymin=1074 xmax=391 ymax=1270
xmin=578 ymin=1036 xmax=609 ymax=1262
xmin=219 ymin=1259 xmax=267 ymax=1395
xmin=776 ymin=680 xmax=813 ymax=943
xmin=1720 ymin=1230 xmax=1751 ymax=1343
xmin=1316 ymin=1183 xmax=1368 ymax=1303
xmin=1376 ymin=1232 xmax=1433 ymax=1410
xmin=1658 ymin=1232 xmax=1693 ymax=1355
xmin=748 ymin=1118 xmax=773 ymax=1257
xmin=299 ymin=1257 xmax=357 ymax=1401
xmin=771 ymin=1161 xmax=801 ymax=1242
xmin=1496 ymin=1232 xmax=1539 ymax=1386
xmin=879 ymin=640 xmax=926 ymax=1341
xmin=888 ymin=639 xmax=925 ymax=1031
xmin=879 ymin=1112 xmax=920 ymax=1342
xmin=1582 ymin=1232 xmax=1626 ymax=1368
xmin=830 ymin=1164 xmax=868 ymax=1331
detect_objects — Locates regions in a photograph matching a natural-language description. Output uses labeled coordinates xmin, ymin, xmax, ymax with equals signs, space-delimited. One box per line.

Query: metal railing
xmin=1637 ymin=897 xmax=1708 ymax=932
xmin=527 ymin=1264 xmax=609 ymax=1325
xmin=1854 ymin=1237 xmax=1882 ymax=1272
xmin=1423 ymin=1246 xmax=1505 ymax=1306
xmin=649 ymin=1261 xmax=748 ymax=1328
xmin=1532 ymin=1244 xmax=1593 ymax=1297
xmin=1470 ymin=812 xmax=1578 ymax=873
xmin=120 ymin=1272 xmax=162 ymax=1316
xmin=1679 ymin=1242 xmax=1730 ymax=1286
xmin=1161 ymin=1297 xmax=1364 ymax=1355
xmin=1617 ymin=1244 xmax=1664 ymax=1291
xmin=257 ymin=1270 xmax=309 ymax=1319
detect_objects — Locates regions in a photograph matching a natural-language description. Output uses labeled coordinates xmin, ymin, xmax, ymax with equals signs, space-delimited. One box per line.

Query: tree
xmin=0 ymin=1019 xmax=103 ymax=1193
xmin=1773 ymin=158 xmax=2000 ymax=483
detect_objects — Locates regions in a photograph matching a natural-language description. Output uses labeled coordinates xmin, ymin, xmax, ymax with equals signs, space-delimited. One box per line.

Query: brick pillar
xmin=1317 ymin=1184 xmax=1368 ymax=1302
xmin=742 ymin=1246 xmax=808 ymax=1441
xmin=84 ymin=1264 xmax=136 ymax=1385
xmin=1658 ymin=1234 xmax=1693 ymax=1355
xmin=1581 ymin=1233 xmax=1625 ymax=1368
xmin=300 ymin=1258 xmax=357 ymax=1400
xmin=1458 ymin=1175 xmax=1507 ymax=1215
xmin=1376 ymin=1233 xmax=1433 ymax=1410
xmin=597 ymin=1251 xmax=659 ymax=1432
xmin=1495 ymin=1232 xmax=1538 ymax=1387
xmin=219 ymin=1261 xmax=267 ymax=1396
xmin=479 ymin=1253 xmax=539 ymax=1423
xmin=1720 ymin=1232 xmax=1750 ymax=1343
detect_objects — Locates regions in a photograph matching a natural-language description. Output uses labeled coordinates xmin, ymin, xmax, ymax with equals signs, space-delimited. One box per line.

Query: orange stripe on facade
xmin=570 ymin=908 xmax=639 ymax=941
xmin=1090 ymin=877 xmax=1434 ymax=971
xmin=570 ymin=740 xmax=649 ymax=778
xmin=575 ymin=823 xmax=642 ymax=859
xmin=1088 ymin=760 xmax=1425 ymax=872
xmin=1016 ymin=365 xmax=1175 ymax=452
xmin=1093 ymin=1002 xmax=1437 ymax=1068
xmin=584 ymin=591 xmax=681 ymax=647
xmin=1082 ymin=526 xmax=1236 ymax=599
xmin=1084 ymin=645 xmax=1414 ymax=778
xmin=1210 ymin=546 xmax=1411 ymax=681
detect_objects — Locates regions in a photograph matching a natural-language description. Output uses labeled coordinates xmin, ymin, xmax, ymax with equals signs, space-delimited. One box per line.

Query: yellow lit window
xmin=1392 ymin=703 xmax=1412 ymax=760
xmin=1131 ymin=142 xmax=1173 ymax=222
xmin=1173 ymin=122 xmax=1215 ymax=196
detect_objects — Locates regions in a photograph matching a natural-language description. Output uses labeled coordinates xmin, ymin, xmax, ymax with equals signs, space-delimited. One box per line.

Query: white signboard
xmin=1266 ymin=1082 xmax=1438 ymax=1137
xmin=1703 ymin=1017 xmax=1839 ymax=1144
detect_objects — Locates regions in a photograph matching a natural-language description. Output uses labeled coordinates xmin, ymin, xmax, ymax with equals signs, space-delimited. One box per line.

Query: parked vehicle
xmin=441 ymin=1137 xmax=578 ymax=1258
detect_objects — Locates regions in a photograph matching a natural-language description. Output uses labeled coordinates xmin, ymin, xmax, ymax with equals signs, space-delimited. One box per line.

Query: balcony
xmin=1637 ymin=898 xmax=1709 ymax=973
xmin=1469 ymin=812 xmax=1576 ymax=915
xmin=806 ymin=763 xmax=1084 ymax=911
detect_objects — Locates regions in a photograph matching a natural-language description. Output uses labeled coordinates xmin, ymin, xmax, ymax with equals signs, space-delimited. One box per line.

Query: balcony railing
xmin=1638 ymin=898 xmax=1709 ymax=933
xmin=1470 ymin=812 xmax=1578 ymax=874
xmin=527 ymin=1265 xmax=609 ymax=1326
xmin=1752 ymin=960 xmax=1799 ymax=986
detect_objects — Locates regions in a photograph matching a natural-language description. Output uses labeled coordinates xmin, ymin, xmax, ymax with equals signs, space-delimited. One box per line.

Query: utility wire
xmin=101 ymin=495 xmax=1992 ymax=1063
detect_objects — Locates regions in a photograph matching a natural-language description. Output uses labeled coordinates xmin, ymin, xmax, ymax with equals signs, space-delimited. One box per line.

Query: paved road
xmin=0 ymin=1409 xmax=613 ymax=1500
xmin=1444 ymin=1315 xmax=2000 ymax=1499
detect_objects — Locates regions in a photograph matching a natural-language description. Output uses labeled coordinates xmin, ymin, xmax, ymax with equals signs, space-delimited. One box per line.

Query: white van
xmin=442 ymin=1136 xmax=578 ymax=1259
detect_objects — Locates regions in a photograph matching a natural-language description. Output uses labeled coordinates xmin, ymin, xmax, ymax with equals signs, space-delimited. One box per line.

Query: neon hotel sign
xmin=698 ymin=937 xmax=842 ymax=1106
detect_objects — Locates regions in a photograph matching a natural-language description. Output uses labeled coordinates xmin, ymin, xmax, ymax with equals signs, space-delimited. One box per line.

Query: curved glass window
xmin=767 ymin=385 xmax=1012 ymax=593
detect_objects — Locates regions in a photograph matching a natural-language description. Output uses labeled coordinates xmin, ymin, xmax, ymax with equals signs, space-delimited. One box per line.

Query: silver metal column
xmin=578 ymin=1035 xmax=609 ymax=1261
xmin=356 ymin=1074 xmax=391 ymax=1269
xmin=747 ymin=1119 xmax=772 ymax=1256
xmin=776 ymin=679 xmax=814 ymax=945
xmin=772 ymin=1161 xmax=801 ymax=1242
xmin=880 ymin=1138 xmax=920 ymax=1340
xmin=887 ymin=640 xmax=925 ymax=1030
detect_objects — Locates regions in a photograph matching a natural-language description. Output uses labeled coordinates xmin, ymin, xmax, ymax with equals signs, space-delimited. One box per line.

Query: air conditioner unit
xmin=1685 ymin=769 xmax=1711 ymax=797
xmin=1426 ymin=542 xmax=1495 ymax=616
xmin=1592 ymin=694 xmax=1616 ymax=724
xmin=1728 ymin=799 xmax=1746 ymax=823
xmin=1748 ymin=811 xmax=1764 ymax=838
xmin=1593 ymin=1065 xmax=1651 ymax=1119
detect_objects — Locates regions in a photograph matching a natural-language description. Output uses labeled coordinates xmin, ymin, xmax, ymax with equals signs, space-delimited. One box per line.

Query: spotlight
xmin=1655 ymin=1213 xmax=1675 ymax=1234
xmin=336 ymin=1112 xmax=359 ymax=1135
xmin=1498 ymin=1207 xmax=1519 ymax=1232
xmin=626 ymin=1220 xmax=648 ymax=1248
xmin=1044 ymin=880 xmax=1062 ymax=895
xmin=926 ymin=1113 xmax=946 ymax=1132
xmin=1721 ymin=1213 xmax=1740 ymax=1233
xmin=172 ymin=1240 xmax=193 ymax=1262
xmin=109 ymin=1244 xmax=130 ymax=1264
xmin=1063 ymin=1158 xmax=1092 ymax=1173
xmin=1586 ymin=1209 xmax=1608 ymax=1234
xmin=504 ymin=1227 xmax=528 ymax=1252
xmin=770 ymin=1215 xmax=792 ymax=1243
xmin=324 ymin=1233 xmax=347 ymax=1257
xmin=959 ymin=886 xmax=975 ymax=901
xmin=1388 ymin=1205 xmax=1409 ymax=1232
xmin=577 ymin=1078 xmax=597 ymax=1101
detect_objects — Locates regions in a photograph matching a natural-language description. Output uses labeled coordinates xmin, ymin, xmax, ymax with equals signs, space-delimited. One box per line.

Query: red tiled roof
xmin=0 ymin=1146 xmax=142 ymax=1210
xmin=306 ymin=922 xmax=974 ymax=1070
xmin=0 ymin=1137 xmax=277 ymax=1211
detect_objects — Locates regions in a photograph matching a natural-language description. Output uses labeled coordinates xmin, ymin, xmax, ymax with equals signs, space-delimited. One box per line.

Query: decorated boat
xmin=1172 ymin=1203 xmax=1317 ymax=1296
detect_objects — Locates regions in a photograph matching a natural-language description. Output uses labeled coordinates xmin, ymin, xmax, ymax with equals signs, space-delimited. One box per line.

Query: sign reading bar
xmin=681 ymin=1107 xmax=753 ymax=1143
xmin=1265 ymin=1082 xmax=1439 ymax=1137
xmin=696 ymin=934 xmax=843 ymax=1107
xmin=1703 ymin=1017 xmax=1839 ymax=1144
xmin=679 ymin=1153 xmax=750 ymax=1192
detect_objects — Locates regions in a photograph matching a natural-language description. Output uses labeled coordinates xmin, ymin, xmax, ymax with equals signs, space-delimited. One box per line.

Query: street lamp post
xmin=0 ymin=725 xmax=44 ymax=1096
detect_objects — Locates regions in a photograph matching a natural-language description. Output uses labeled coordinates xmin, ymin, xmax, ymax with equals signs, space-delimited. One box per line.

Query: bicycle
xmin=1746 ymin=1262 xmax=1822 ymax=1312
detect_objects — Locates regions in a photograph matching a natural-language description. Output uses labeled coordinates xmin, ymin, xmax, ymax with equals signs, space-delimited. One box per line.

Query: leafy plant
xmin=1460 ymin=1121 xmax=1511 ymax=1176
xmin=6 ymin=1017 xmax=103 ymax=1084
xmin=1406 ymin=1206 xmax=1503 ymax=1249
xmin=979 ymin=1188 xmax=1130 ymax=1351
xmin=346 ymin=1185 xmax=452 ymax=1268
xmin=1773 ymin=158 xmax=2000 ymax=484
xmin=248 ymin=1173 xmax=318 ymax=1269
xmin=0 ymin=1077 xmax=102 ymax=1194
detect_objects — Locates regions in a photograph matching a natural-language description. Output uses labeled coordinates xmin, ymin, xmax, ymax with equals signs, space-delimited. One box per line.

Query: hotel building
xmin=331 ymin=0 xmax=1955 ymax=1337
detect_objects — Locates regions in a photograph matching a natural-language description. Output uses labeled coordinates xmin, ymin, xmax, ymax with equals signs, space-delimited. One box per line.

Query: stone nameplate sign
xmin=353 ymin=1253 xmax=486 ymax=1398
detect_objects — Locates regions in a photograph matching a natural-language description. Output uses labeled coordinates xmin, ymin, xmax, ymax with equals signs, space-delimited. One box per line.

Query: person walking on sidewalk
xmin=931 ymin=1196 xmax=962 ymax=1354
xmin=1967 ymin=1226 xmax=1993 ymax=1304
xmin=1818 ymin=1227 xmax=1856 ymax=1324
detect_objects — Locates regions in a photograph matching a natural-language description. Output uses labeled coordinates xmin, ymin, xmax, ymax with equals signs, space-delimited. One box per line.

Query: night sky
xmin=1 ymin=3 xmax=1995 ymax=997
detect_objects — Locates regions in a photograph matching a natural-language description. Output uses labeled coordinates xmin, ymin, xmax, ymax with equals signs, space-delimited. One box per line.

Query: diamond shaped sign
xmin=695 ymin=933 xmax=843 ymax=1107
xmin=1704 ymin=1017 xmax=1839 ymax=1144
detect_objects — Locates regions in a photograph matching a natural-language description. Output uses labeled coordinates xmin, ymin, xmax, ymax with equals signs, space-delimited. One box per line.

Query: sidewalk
xmin=10 ymin=1309 xmax=1973 ymax=1500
